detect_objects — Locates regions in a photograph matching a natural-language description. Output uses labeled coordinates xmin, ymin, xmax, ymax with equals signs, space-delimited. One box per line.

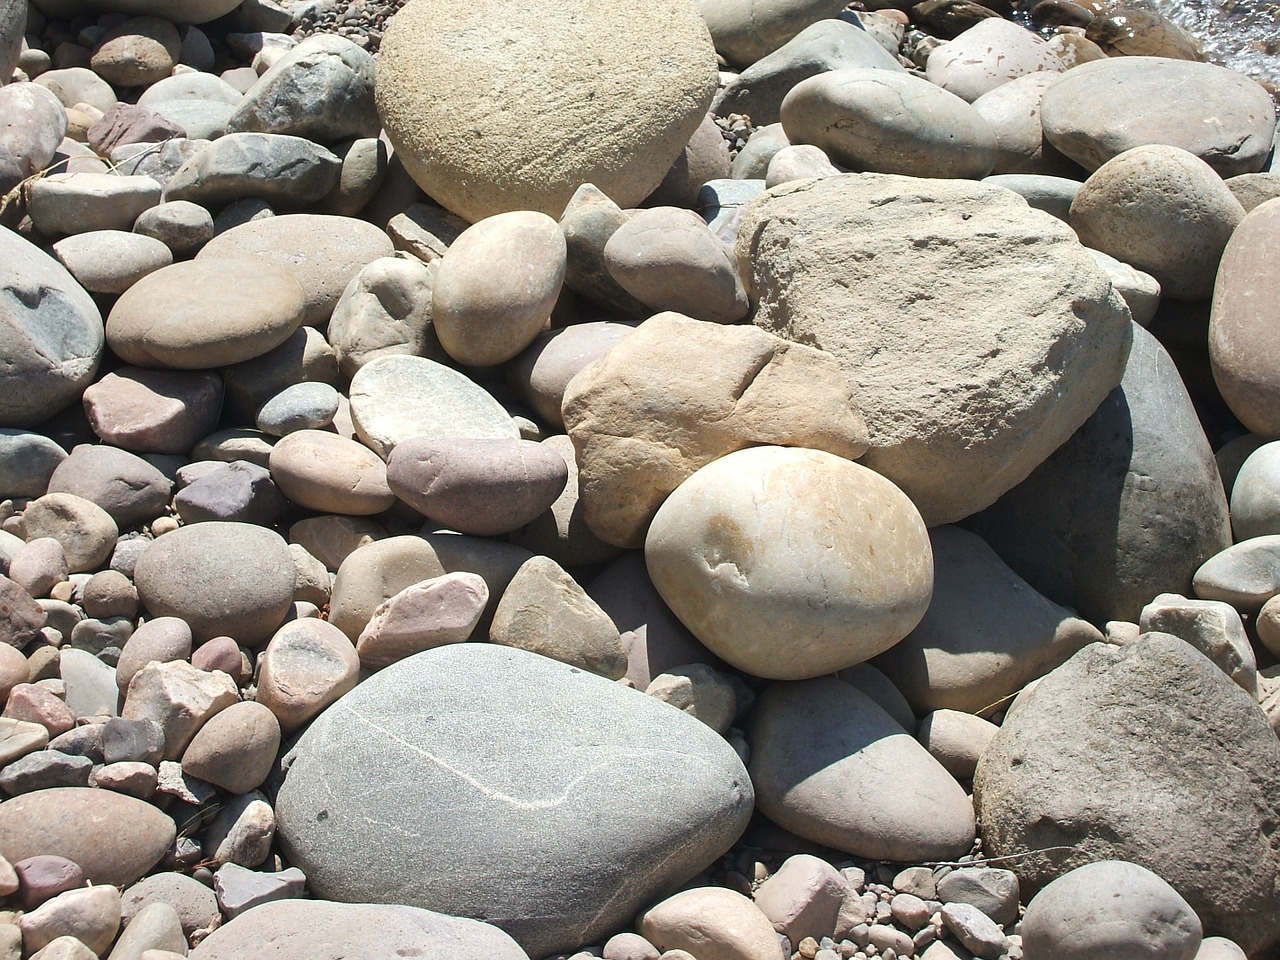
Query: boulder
xmin=0 ymin=84 xmax=66 ymax=196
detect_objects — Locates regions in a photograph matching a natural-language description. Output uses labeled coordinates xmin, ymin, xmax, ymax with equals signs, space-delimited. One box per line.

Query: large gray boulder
xmin=964 ymin=324 xmax=1231 ymax=625
xmin=274 ymin=644 xmax=753 ymax=958
xmin=0 ymin=227 xmax=103 ymax=428
xmin=974 ymin=632 xmax=1280 ymax=955
xmin=736 ymin=173 xmax=1132 ymax=525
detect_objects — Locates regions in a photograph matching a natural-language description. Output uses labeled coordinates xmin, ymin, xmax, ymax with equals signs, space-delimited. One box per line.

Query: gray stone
xmin=696 ymin=178 xmax=766 ymax=246
xmin=47 ymin=444 xmax=172 ymax=528
xmin=0 ymin=430 xmax=65 ymax=499
xmin=915 ymin=708 xmax=998 ymax=782
xmin=765 ymin=143 xmax=842 ymax=187
xmin=838 ymin=663 xmax=916 ymax=733
xmin=110 ymin=139 xmax=209 ymax=190
xmin=121 ymin=871 xmax=220 ymax=941
xmin=51 ymin=231 xmax=172 ymax=295
xmin=212 ymin=862 xmax=305 ymax=920
xmin=0 ymin=83 xmax=67 ymax=195
xmin=1084 ymin=248 xmax=1161 ymax=327
xmin=327 ymin=255 xmax=440 ymax=380
xmin=174 ymin=460 xmax=284 ymax=525
xmin=46 ymin=725 xmax=104 ymax=764
xmin=385 ymin=201 xmax=467 ymax=265
xmin=319 ymin=137 xmax=386 ymax=217
xmin=940 ymin=902 xmax=1007 ymax=959
xmin=971 ymin=73 xmax=1080 ymax=177
xmin=221 ymin=325 xmax=340 ymax=423
xmin=201 ymin=790 xmax=274 ymax=868
xmin=107 ymin=901 xmax=185 ymax=960
xmin=505 ymin=321 xmax=634 ymax=431
xmin=1193 ymin=536 xmax=1280 ymax=613
xmin=558 ymin=184 xmax=650 ymax=319
xmin=0 ymin=750 xmax=92 ymax=793
xmin=58 ymin=648 xmax=118 ymax=719
xmin=643 ymin=111 xmax=731 ymax=209
xmin=730 ymin=122 xmax=789 ymax=179
xmin=0 ymin=0 xmax=20 ymax=84
xmin=102 ymin=717 xmax=164 ymax=765
xmin=275 ymin=644 xmax=753 ymax=957
xmin=28 ymin=174 xmax=162 ymax=237
xmin=133 ymin=200 xmax=214 ymax=258
xmin=1226 ymin=172 xmax=1280 ymax=212
xmin=165 ymin=133 xmax=341 ymax=209
xmin=935 ymin=868 xmax=1019 ymax=927
xmin=1139 ymin=593 xmax=1257 ymax=696
xmin=695 ymin=0 xmax=847 ymax=67
xmin=256 ymin=382 xmax=340 ymax=436
xmin=974 ymin=632 xmax=1280 ymax=955
xmin=984 ymin=173 xmax=1081 ymax=222
xmin=1231 ymin=441 xmax=1280 ymax=539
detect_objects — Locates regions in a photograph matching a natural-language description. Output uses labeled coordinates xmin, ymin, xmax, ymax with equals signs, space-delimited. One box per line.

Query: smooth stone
xmin=3 ymin=684 xmax=73 ymax=737
xmin=737 ymin=173 xmax=1132 ymax=525
xmin=133 ymin=200 xmax=214 ymax=258
xmin=275 ymin=644 xmax=752 ymax=957
xmin=636 ymin=887 xmax=781 ymax=960
xmin=8 ymin=537 xmax=67 ymax=598
xmin=1209 ymin=197 xmax=1280 ymax=438
xmin=120 ymin=871 xmax=220 ymax=940
xmin=1193 ymin=536 xmax=1280 ymax=613
xmin=20 ymin=494 xmax=117 ymax=573
xmin=0 ymin=788 xmax=174 ymax=886
xmin=107 ymin=258 xmax=305 ymax=369
xmin=120 ymin=660 xmax=238 ymax=759
xmin=780 ymin=70 xmax=996 ymax=179
xmin=0 ymin=431 xmax=65 ymax=500
xmin=107 ymin=902 xmax=185 ymax=960
xmin=0 ymin=83 xmax=66 ymax=195
xmin=563 ymin=312 xmax=868 ymax=548
xmin=730 ymin=123 xmax=790 ymax=179
xmin=46 ymin=444 xmax=172 ymax=528
xmin=255 ymin=618 xmax=358 ymax=733
xmin=695 ymin=0 xmax=846 ymax=67
xmin=288 ymin=514 xmax=385 ymax=572
xmin=83 ymin=369 xmax=222 ymax=457
xmin=557 ymin=184 xmax=650 ymax=318
xmin=1232 ymin=441 xmax=1280 ymax=539
xmin=1084 ymin=248 xmax=1161 ymax=326
xmin=137 ymin=77 xmax=241 ymax=112
xmin=0 ymin=649 xmax=30 ymax=704
xmin=165 ymin=133 xmax=341 ymax=209
xmin=972 ymin=74 xmax=1080 ymax=177
xmin=318 ymin=136 xmax=387 ymax=217
xmin=255 ymin=382 xmax=339 ymax=436
xmin=0 ymin=578 xmax=47 ymax=647
xmin=221 ymin=325 xmax=340 ymax=423
xmin=1021 ymin=860 xmax=1201 ymax=960
xmin=51 ymin=231 xmax=171 ymax=295
xmin=697 ymin=178 xmax=766 ymax=246
xmin=748 ymin=676 xmax=975 ymax=860
xmin=0 ymin=749 xmax=92 ymax=793
xmin=375 ymin=0 xmax=717 ymax=222
xmin=940 ymin=902 xmax=1007 ymax=958
xmin=19 ymin=884 xmax=120 ymax=956
xmin=974 ymin=633 xmax=1280 ymax=955
xmin=101 ymin=718 xmax=164 ymax=767
xmin=85 ymin=103 xmax=185 ymax=157
xmin=837 ymin=662 xmax=916 ymax=733
xmin=355 ymin=571 xmax=488 ymax=670
xmin=643 ymin=111 xmax=731 ymax=209
xmin=916 ymin=709 xmax=999 ymax=782
xmin=33 ymin=68 xmax=114 ymax=114
xmin=505 ymin=321 xmax=634 ymax=430
xmin=327 ymin=256 xmax=440 ymax=379
xmin=268 ymin=430 xmax=394 ymax=516
xmin=110 ymin=138 xmax=208 ymax=191
xmin=92 ymin=761 xmax=157 ymax=799
xmin=0 ymin=717 xmax=49 ymax=766
xmin=0 ymin=227 xmax=103 ymax=428
xmin=384 ymin=200 xmax=468 ymax=265
xmin=58 ymin=648 xmax=118 ymax=718
xmin=134 ymin=522 xmax=296 ymax=643
xmin=752 ymin=853 xmax=846 ymax=944
xmin=191 ymin=634 xmax=248 ymax=680
xmin=645 ymin=663 xmax=736 ymax=734
xmin=14 ymin=855 xmax=83 ymax=910
xmin=28 ymin=173 xmax=161 ymax=236
xmin=432 ymin=211 xmax=567 ymax=367
xmin=1039 ymin=57 xmax=1277 ymax=178
xmin=180 ymin=701 xmax=279 ymax=794
xmin=386 ymin=437 xmax=567 ymax=537
xmin=196 ymin=214 xmax=394 ymax=327
xmin=873 ymin=526 xmax=1100 ymax=714
xmin=212 ymin=862 xmax=306 ymax=920
xmin=764 ymin=143 xmax=842 ymax=187
xmin=646 ymin=446 xmax=931 ymax=681
xmin=983 ymin=172 xmax=1082 ymax=220
xmin=201 ymin=790 xmax=274 ymax=868
xmin=1139 ymin=593 xmax=1257 ymax=695
xmin=925 ymin=18 xmax=1063 ymax=102
xmin=1194 ymin=939 xmax=1249 ymax=960
xmin=115 ymin=618 xmax=192 ymax=696
xmin=89 ymin=16 xmax=179 ymax=87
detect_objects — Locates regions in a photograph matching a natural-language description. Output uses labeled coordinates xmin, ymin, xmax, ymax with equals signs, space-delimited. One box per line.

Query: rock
xmin=268 ymin=430 xmax=394 ymax=515
xmin=28 ymin=173 xmax=161 ymax=236
xmin=838 ymin=663 xmax=916 ymax=733
xmin=221 ymin=326 xmax=340 ymax=424
xmin=174 ymin=459 xmax=285 ymax=526
xmin=738 ymin=174 xmax=1131 ymax=525
xmin=764 ymin=143 xmax=842 ymax=187
xmin=0 ymin=227 xmax=103 ymax=428
xmin=165 ymin=133 xmax=341 ymax=209
xmin=563 ymin=312 xmax=868 ymax=548
xmin=121 ymin=660 xmax=238 ymax=760
xmin=645 ymin=663 xmax=736 ymax=734
xmin=698 ymin=179 xmax=767 ymax=246
xmin=604 ymin=933 xmax=661 ymax=960
xmin=711 ymin=19 xmax=902 ymax=127
xmin=1232 ymin=441 xmax=1280 ymax=538
xmin=327 ymin=256 xmax=439 ymax=379
xmin=925 ymin=18 xmax=1063 ymax=102
xmin=647 ymin=446 xmax=931 ymax=680
xmin=180 ymin=701 xmax=279 ymax=794
xmin=51 ymin=231 xmax=172 ymax=295
xmin=985 ymin=172 xmax=1080 ymax=222
xmin=780 ymin=70 xmax=996 ymax=179
xmin=1226 ymin=173 xmax=1280 ymax=212
xmin=752 ymin=853 xmax=846 ymax=945
xmin=355 ymin=572 xmax=488 ymax=670
xmin=873 ymin=525 xmax=1101 ymax=714
xmin=225 ymin=35 xmax=376 ymax=143
xmin=489 ymin=555 xmax=626 ymax=679
xmin=255 ymin=618 xmax=358 ymax=733
xmin=19 ymin=494 xmax=118 ymax=573
xmin=1194 ymin=939 xmax=1249 ymax=960
xmin=58 ymin=647 xmax=118 ymax=718
xmin=32 ymin=936 xmax=98 ymax=960
xmin=90 ymin=16 xmax=179 ymax=87
xmin=1192 ymin=536 xmax=1280 ymax=613
xmin=386 ymin=437 xmax=567 ymax=536
xmin=916 ymin=709 xmax=999 ymax=782
xmin=1084 ymin=249 xmax=1161 ymax=327
xmin=0 ymin=83 xmax=66 ymax=196
xmin=133 ymin=200 xmax=214 ymax=258
xmin=971 ymin=74 xmax=1080 ymax=177
xmin=47 ymin=444 xmax=172 ymax=527
xmin=154 ymin=760 xmax=215 ymax=806
xmin=110 ymin=138 xmax=208 ymax=190
xmin=506 ymin=322 xmax=635 ymax=431
xmin=320 ymin=137 xmax=386 ymax=217
xmin=1139 ymin=593 xmax=1257 ymax=695
xmin=0 ymin=750 xmax=92 ymax=793
xmin=695 ymin=0 xmax=846 ymax=67
xmin=1209 ymin=196 xmax=1280 ymax=438
xmin=644 ymin=111 xmax=731 ymax=209
xmin=939 ymin=902 xmax=1007 ymax=958
xmin=0 ymin=788 xmax=174 ymax=887
xmin=275 ymin=644 xmax=752 ymax=957
xmin=92 ymin=761 xmax=157 ymax=799
xmin=376 ymin=0 xmax=717 ymax=222
xmin=973 ymin=632 xmax=1280 ymax=955
xmin=1020 ymin=860 xmax=1201 ymax=960
xmin=191 ymin=635 xmax=247 ymax=680
xmin=202 ymin=790 xmax=274 ymax=868
xmin=385 ymin=201 xmax=468 ymax=264
xmin=85 ymin=103 xmax=185 ymax=156
xmin=1039 ymin=57 xmax=1277 ymax=178
xmin=935 ymin=868 xmax=1019 ymax=927
xmin=0 ymin=576 xmax=51 ymax=648
xmin=8 ymin=537 xmax=67 ymax=598
xmin=0 ymin=431 xmax=66 ymax=500
xmin=4 ymin=684 xmax=74 ymax=737
xmin=747 ymin=676 xmax=974 ymax=860
xmin=107 ymin=902 xmax=185 ymax=960
xmin=347 ymin=355 xmax=519 ymax=458
xmin=19 ymin=885 xmax=120 ymax=956
xmin=14 ymin=855 xmax=83 ymax=910
xmin=212 ymin=862 xmax=305 ymax=920
xmin=33 ymin=68 xmax=114 ymax=114
xmin=121 ymin=871 xmax=219 ymax=940
xmin=636 ymin=887 xmax=781 ymax=960
xmin=289 ymin=515 xmax=385 ymax=572
xmin=133 ymin=522 xmax=296 ymax=644
xmin=101 ymin=717 xmax=164 ymax=765
xmin=558 ymin=184 xmax=651 ymax=318
xmin=188 ymin=899 xmax=528 ymax=960
xmin=115 ymin=618 xmax=193 ymax=696
xmin=0 ymin=715 xmax=43 ymax=763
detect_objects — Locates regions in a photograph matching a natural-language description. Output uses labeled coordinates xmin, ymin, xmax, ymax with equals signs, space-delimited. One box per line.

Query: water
xmin=1142 ymin=0 xmax=1280 ymax=93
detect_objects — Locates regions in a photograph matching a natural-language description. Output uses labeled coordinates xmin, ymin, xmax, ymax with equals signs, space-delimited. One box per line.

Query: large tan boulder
xmin=736 ymin=173 xmax=1132 ymax=525
xmin=375 ymin=0 xmax=718 ymax=222
xmin=563 ymin=312 xmax=868 ymax=548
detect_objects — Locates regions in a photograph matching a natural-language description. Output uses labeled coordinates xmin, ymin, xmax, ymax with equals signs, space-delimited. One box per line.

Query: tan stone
xmin=269 ymin=430 xmax=395 ymax=515
xmin=356 ymin=572 xmax=488 ymax=670
xmin=20 ymin=885 xmax=120 ymax=957
xmin=256 ymin=619 xmax=359 ymax=733
xmin=637 ymin=888 xmax=781 ymax=960
xmin=121 ymin=660 xmax=239 ymax=760
xmin=180 ymin=701 xmax=280 ymax=794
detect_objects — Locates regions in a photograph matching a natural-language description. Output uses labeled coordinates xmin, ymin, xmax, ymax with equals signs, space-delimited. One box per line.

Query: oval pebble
xmin=256 ymin=618 xmax=360 ymax=733
xmin=256 ymin=382 xmax=341 ymax=436
xmin=268 ymin=429 xmax=395 ymax=515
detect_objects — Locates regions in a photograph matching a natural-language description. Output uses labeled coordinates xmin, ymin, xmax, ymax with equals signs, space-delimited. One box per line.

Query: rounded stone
xmin=50 ymin=231 xmax=172 ymax=295
xmin=120 ymin=871 xmax=219 ymax=940
xmin=268 ymin=430 xmax=394 ymax=516
xmin=20 ymin=493 xmax=118 ymax=573
xmin=971 ymin=73 xmax=1080 ymax=177
xmin=106 ymin=259 xmax=305 ymax=369
xmin=116 ymin=617 xmax=193 ymax=694
xmin=432 ymin=211 xmax=567 ymax=367
xmin=326 ymin=255 xmax=441 ymax=379
xmin=645 ymin=446 xmax=932 ymax=681
xmin=255 ymin=618 xmax=359 ymax=733
xmin=180 ymin=700 xmax=281 ymax=794
xmin=374 ymin=0 xmax=718 ymax=222
xmin=637 ymin=888 xmax=781 ymax=960
xmin=133 ymin=522 xmax=296 ymax=644
xmin=1230 ymin=441 xmax=1280 ymax=539
xmin=506 ymin=321 xmax=636 ymax=429
xmin=0 ymin=83 xmax=67 ymax=196
xmin=925 ymin=18 xmax=1063 ymax=103
xmin=0 ymin=430 xmax=66 ymax=500
xmin=90 ymin=16 xmax=180 ymax=87
xmin=256 ymin=382 xmax=340 ymax=436
xmin=46 ymin=443 xmax=172 ymax=528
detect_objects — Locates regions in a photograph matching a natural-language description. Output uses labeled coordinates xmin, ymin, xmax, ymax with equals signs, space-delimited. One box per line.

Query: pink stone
xmin=3 ymin=684 xmax=75 ymax=737
xmin=82 ymin=368 xmax=224 ymax=455
xmin=355 ymin=572 xmax=489 ymax=670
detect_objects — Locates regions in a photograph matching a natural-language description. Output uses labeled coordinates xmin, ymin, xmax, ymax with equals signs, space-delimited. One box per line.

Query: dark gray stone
xmin=173 ymin=460 xmax=285 ymax=526
xmin=275 ymin=643 xmax=753 ymax=958
xmin=0 ymin=430 xmax=66 ymax=500
xmin=47 ymin=724 xmax=105 ymax=764
xmin=165 ymin=132 xmax=341 ymax=209
xmin=0 ymin=750 xmax=93 ymax=794
xmin=974 ymin=632 xmax=1280 ymax=955
xmin=102 ymin=717 xmax=164 ymax=766
xmin=559 ymin=184 xmax=650 ymax=319
xmin=47 ymin=444 xmax=172 ymax=529
xmin=963 ymin=323 xmax=1231 ymax=625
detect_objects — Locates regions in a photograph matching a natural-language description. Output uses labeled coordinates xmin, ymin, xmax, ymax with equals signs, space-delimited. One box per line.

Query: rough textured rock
xmin=738 ymin=174 xmax=1130 ymax=525
xmin=964 ymin=324 xmax=1232 ymax=625
xmin=276 ymin=644 xmax=752 ymax=957
xmin=375 ymin=0 xmax=718 ymax=222
xmin=563 ymin=312 xmax=868 ymax=548
xmin=121 ymin=660 xmax=238 ymax=759
xmin=974 ymin=632 xmax=1280 ymax=955
xmin=164 ymin=133 xmax=342 ymax=209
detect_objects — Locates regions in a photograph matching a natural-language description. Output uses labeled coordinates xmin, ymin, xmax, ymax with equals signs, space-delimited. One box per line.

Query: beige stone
xmin=637 ymin=887 xmax=782 ymax=960
xmin=256 ymin=618 xmax=359 ymax=733
xmin=268 ymin=429 xmax=395 ymax=515
xmin=180 ymin=700 xmax=280 ymax=793
xmin=355 ymin=572 xmax=488 ymax=670
xmin=20 ymin=493 xmax=117 ymax=573
xmin=121 ymin=660 xmax=239 ymax=760
xmin=916 ymin=709 xmax=999 ymax=781
xmin=925 ymin=18 xmax=1063 ymax=102
xmin=20 ymin=886 xmax=120 ymax=957
xmin=288 ymin=514 xmax=386 ymax=572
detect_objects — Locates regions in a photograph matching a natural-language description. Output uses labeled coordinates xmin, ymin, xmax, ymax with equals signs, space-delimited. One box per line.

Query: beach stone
xmin=92 ymin=761 xmax=157 ymax=798
xmin=120 ymin=660 xmax=238 ymax=760
xmin=110 ymin=139 xmax=208 ymax=192
xmin=695 ymin=0 xmax=846 ymax=67
xmin=873 ymin=526 xmax=1100 ymax=714
xmin=47 ymin=444 xmax=172 ymax=527
xmin=70 ymin=617 xmax=132 ymax=655
xmin=133 ymin=201 xmax=213 ymax=258
xmin=190 ymin=635 xmax=247 ymax=680
xmin=165 ymin=133 xmax=341 ymax=209
xmin=1193 ymin=536 xmax=1280 ymax=613
xmin=187 ymin=429 xmax=277 ymax=468
xmin=212 ymin=862 xmax=305 ymax=919
xmin=8 ymin=538 xmax=67 ymax=599
xmin=384 ymin=200 xmax=467 ymax=264
xmin=202 ymin=790 xmax=274 ymax=868
xmin=752 ymin=853 xmax=847 ymax=945
xmin=974 ymin=632 xmax=1280 ymax=955
xmin=564 ymin=312 xmax=868 ymax=548
xmin=14 ymin=855 xmax=82 ymax=910
xmin=225 ymin=35 xmax=376 ymax=143
xmin=386 ymin=437 xmax=567 ymax=536
xmin=134 ymin=522 xmax=296 ymax=644
xmin=964 ymin=324 xmax=1231 ymax=625
xmin=268 ymin=430 xmax=394 ymax=516
xmin=256 ymin=382 xmax=339 ymax=436
xmin=33 ymin=69 xmax=114 ymax=115
xmin=738 ymin=174 xmax=1131 ymax=525
xmin=4 ymin=684 xmax=74 ymax=737
xmin=489 ymin=555 xmax=626 ymax=679
xmin=90 ymin=17 xmax=179 ymax=87
xmin=780 ymin=70 xmax=996 ymax=179
xmin=1021 ymin=860 xmax=1201 ymax=960
xmin=1070 ymin=145 xmax=1244 ymax=302
xmin=276 ymin=643 xmax=752 ymax=957
xmin=173 ymin=460 xmax=284 ymax=526
xmin=1210 ymin=197 xmax=1280 ymax=439
xmin=0 ymin=577 xmax=47 ymax=647
xmin=58 ymin=647 xmax=118 ymax=718
xmin=289 ymin=515 xmax=384 ymax=573
xmin=936 ymin=868 xmax=1019 ymax=927
xmin=925 ymin=18 xmax=1063 ymax=102
xmin=0 ymin=83 xmax=66 ymax=195
xmin=189 ymin=899 xmax=527 ymax=960
xmin=748 ymin=676 xmax=975 ymax=860
xmin=115 ymin=618 xmax=192 ymax=696
xmin=698 ymin=179 xmax=767 ymax=246
xmin=355 ymin=571 xmax=487 ymax=670
xmin=972 ymin=74 xmax=1080 ymax=177
xmin=85 ymin=103 xmax=185 ymax=157
xmin=647 ymin=446 xmax=931 ymax=680
xmin=940 ymin=902 xmax=1007 ymax=958
xmin=51 ymin=231 xmax=171 ymax=295
xmin=221 ymin=326 xmax=339 ymax=423
xmin=1084 ymin=249 xmax=1161 ymax=327
xmin=1232 ymin=441 xmax=1280 ymax=539
xmin=143 ymin=99 xmax=231 ymax=143
xmin=506 ymin=322 xmax=634 ymax=430
xmin=348 ymin=355 xmax=519 ymax=458
xmin=1039 ymin=57 xmax=1277 ymax=178
xmin=180 ymin=701 xmax=279 ymax=794
xmin=731 ymin=123 xmax=791 ymax=179
xmin=1194 ymin=939 xmax=1249 ymax=960
xmin=319 ymin=137 xmax=386 ymax=218
xmin=0 ymin=228 xmax=103 ymax=428
xmin=107 ymin=258 xmax=305 ymax=370
xmin=31 ymin=936 xmax=97 ymax=960
xmin=916 ymin=708 xmax=999 ymax=782
xmin=432 ymin=211 xmax=566 ymax=367
xmin=0 ymin=431 xmax=65 ymax=500
xmin=984 ymin=172 xmax=1080 ymax=222
xmin=1139 ymin=593 xmax=1257 ymax=695
xmin=764 ymin=143 xmax=842 ymax=187
xmin=1226 ymin=173 xmax=1280 ymax=212
xmin=196 ymin=214 xmax=394 ymax=327
xmin=28 ymin=173 xmax=161 ymax=237
xmin=645 ymin=663 xmax=735 ymax=733
xmin=604 ymin=933 xmax=660 ymax=960
xmin=0 ymin=788 xmax=174 ymax=886
xmin=558 ymin=184 xmax=651 ymax=318
xmin=20 ymin=884 xmax=120 ymax=956
xmin=0 ymin=749 xmax=92 ymax=794
xmin=20 ymin=494 xmax=117 ymax=573
xmin=637 ymin=887 xmax=780 ymax=960
xmin=838 ymin=662 xmax=916 ymax=732
xmin=108 ymin=902 xmax=185 ymax=960
xmin=712 ymin=19 xmax=902 ymax=128
xmin=376 ymin=0 xmax=717 ymax=222
xmin=120 ymin=871 xmax=219 ymax=940
xmin=0 ymin=649 xmax=28 ymax=703
xmin=327 ymin=256 xmax=439 ymax=379
xmin=255 ymin=618 xmax=358 ymax=734
xmin=643 ymin=111 xmax=731 ymax=209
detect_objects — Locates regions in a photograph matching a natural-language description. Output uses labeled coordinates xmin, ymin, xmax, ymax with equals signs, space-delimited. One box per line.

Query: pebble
xmin=201 ymin=790 xmax=275 ymax=868
xmin=935 ymin=868 xmax=1019 ymax=927
xmin=645 ymin=663 xmax=736 ymax=734
xmin=133 ymin=200 xmax=215 ymax=258
xmin=268 ymin=429 xmax=394 ymax=515
xmin=505 ymin=321 xmax=635 ymax=430
xmin=14 ymin=855 xmax=84 ymax=910
xmin=89 ymin=16 xmax=180 ymax=86
xmin=255 ymin=618 xmax=359 ymax=733
xmin=212 ymin=862 xmax=306 ymax=919
xmin=120 ymin=660 xmax=239 ymax=759
xmin=47 ymin=444 xmax=173 ymax=528
xmin=115 ymin=618 xmax=193 ymax=695
xmin=8 ymin=537 xmax=68 ymax=598
xmin=51 ymin=231 xmax=173 ymax=294
xmin=121 ymin=871 xmax=221 ymax=941
xmin=637 ymin=887 xmax=781 ymax=960
xmin=19 ymin=884 xmax=121 ymax=957
xmin=355 ymin=571 xmax=488 ymax=670
xmin=753 ymin=854 xmax=847 ymax=945
xmin=107 ymin=901 xmax=186 ymax=960
xmin=1193 ymin=536 xmax=1280 ymax=613
xmin=255 ymin=381 xmax=340 ymax=436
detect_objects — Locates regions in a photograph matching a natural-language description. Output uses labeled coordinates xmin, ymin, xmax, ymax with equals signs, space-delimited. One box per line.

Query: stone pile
xmin=0 ymin=0 xmax=1279 ymax=957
